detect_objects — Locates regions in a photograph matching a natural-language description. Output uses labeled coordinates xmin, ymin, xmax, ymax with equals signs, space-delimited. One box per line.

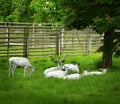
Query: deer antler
xmin=49 ymin=55 xmax=58 ymax=63
xmin=49 ymin=55 xmax=68 ymax=66
xmin=61 ymin=54 xmax=68 ymax=62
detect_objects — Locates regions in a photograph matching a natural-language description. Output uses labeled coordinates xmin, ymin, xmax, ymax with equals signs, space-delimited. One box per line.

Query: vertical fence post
xmin=7 ymin=26 xmax=10 ymax=56
xmin=86 ymin=29 xmax=92 ymax=54
xmin=23 ymin=27 xmax=29 ymax=58
xmin=32 ymin=23 xmax=35 ymax=48
xmin=61 ymin=28 xmax=64 ymax=48
xmin=56 ymin=31 xmax=61 ymax=55
xmin=60 ymin=28 xmax=64 ymax=55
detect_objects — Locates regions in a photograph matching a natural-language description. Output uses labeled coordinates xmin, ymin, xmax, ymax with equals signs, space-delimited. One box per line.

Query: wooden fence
xmin=61 ymin=29 xmax=103 ymax=55
xmin=0 ymin=22 xmax=103 ymax=57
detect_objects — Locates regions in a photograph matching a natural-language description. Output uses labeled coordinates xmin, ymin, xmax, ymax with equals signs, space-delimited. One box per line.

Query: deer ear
xmin=62 ymin=68 xmax=65 ymax=71
xmin=62 ymin=60 xmax=65 ymax=62
xmin=78 ymin=63 xmax=80 ymax=65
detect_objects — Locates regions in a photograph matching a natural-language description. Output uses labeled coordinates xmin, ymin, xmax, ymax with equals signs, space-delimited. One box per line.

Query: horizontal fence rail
xmin=0 ymin=22 xmax=103 ymax=57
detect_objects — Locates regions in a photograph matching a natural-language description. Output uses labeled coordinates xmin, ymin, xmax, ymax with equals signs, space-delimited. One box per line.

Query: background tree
xmin=57 ymin=0 xmax=120 ymax=68
xmin=0 ymin=0 xmax=12 ymax=21
xmin=30 ymin=0 xmax=66 ymax=24
xmin=0 ymin=0 xmax=33 ymax=22
xmin=0 ymin=0 xmax=65 ymax=23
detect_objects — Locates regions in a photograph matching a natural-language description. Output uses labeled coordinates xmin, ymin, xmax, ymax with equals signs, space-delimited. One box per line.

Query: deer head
xmin=49 ymin=55 xmax=68 ymax=66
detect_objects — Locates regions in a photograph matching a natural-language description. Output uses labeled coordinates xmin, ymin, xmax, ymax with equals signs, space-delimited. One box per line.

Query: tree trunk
xmin=102 ymin=30 xmax=114 ymax=68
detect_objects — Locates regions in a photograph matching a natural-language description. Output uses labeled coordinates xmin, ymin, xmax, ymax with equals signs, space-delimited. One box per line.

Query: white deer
xmin=63 ymin=63 xmax=80 ymax=73
xmin=43 ymin=66 xmax=62 ymax=75
xmin=9 ymin=57 xmax=35 ymax=77
xmin=83 ymin=69 xmax=108 ymax=76
xmin=63 ymin=73 xmax=81 ymax=80
xmin=45 ymin=66 xmax=69 ymax=78
xmin=49 ymin=55 xmax=80 ymax=73
xmin=44 ymin=55 xmax=68 ymax=75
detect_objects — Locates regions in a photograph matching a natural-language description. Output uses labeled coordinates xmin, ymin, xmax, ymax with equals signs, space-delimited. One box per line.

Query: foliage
xmin=58 ymin=0 xmax=120 ymax=68
xmin=0 ymin=0 xmax=33 ymax=22
xmin=0 ymin=0 xmax=66 ymax=23
xmin=30 ymin=0 xmax=66 ymax=24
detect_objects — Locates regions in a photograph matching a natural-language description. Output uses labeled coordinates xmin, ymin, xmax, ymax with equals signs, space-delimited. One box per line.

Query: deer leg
xmin=24 ymin=66 xmax=27 ymax=77
xmin=11 ymin=65 xmax=16 ymax=77
xmin=9 ymin=64 xmax=13 ymax=77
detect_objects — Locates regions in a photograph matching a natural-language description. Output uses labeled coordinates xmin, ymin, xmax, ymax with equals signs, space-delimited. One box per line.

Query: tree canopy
xmin=0 ymin=0 xmax=66 ymax=24
xmin=59 ymin=0 xmax=120 ymax=68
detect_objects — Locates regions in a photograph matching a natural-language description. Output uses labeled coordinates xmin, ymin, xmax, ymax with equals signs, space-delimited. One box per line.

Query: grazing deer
xmin=9 ymin=57 xmax=35 ymax=77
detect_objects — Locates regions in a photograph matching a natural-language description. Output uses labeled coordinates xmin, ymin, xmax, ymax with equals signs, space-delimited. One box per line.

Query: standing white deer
xmin=9 ymin=57 xmax=35 ymax=77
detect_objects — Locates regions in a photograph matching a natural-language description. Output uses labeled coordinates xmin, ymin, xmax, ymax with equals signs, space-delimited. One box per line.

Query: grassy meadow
xmin=0 ymin=53 xmax=120 ymax=104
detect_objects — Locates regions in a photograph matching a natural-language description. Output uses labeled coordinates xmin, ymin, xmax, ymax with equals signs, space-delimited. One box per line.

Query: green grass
xmin=0 ymin=53 xmax=120 ymax=104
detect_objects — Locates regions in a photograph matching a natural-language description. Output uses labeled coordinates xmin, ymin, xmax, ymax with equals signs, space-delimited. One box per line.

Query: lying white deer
xmin=49 ymin=55 xmax=80 ymax=73
xmin=44 ymin=55 xmax=68 ymax=75
xmin=45 ymin=66 xmax=69 ymax=78
xmin=83 ymin=69 xmax=108 ymax=76
xmin=63 ymin=63 xmax=80 ymax=73
xmin=63 ymin=73 xmax=81 ymax=80
xmin=9 ymin=57 xmax=35 ymax=77
xmin=44 ymin=55 xmax=80 ymax=77
xmin=43 ymin=66 xmax=62 ymax=75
